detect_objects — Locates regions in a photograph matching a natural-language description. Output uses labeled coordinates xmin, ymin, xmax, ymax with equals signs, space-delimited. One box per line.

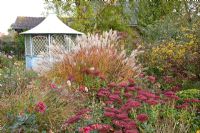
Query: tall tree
xmin=44 ymin=0 xmax=134 ymax=33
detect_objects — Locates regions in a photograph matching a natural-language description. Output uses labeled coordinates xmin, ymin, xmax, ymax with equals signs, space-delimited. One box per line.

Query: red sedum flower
xmin=50 ymin=83 xmax=57 ymax=89
xmin=136 ymin=114 xmax=148 ymax=123
xmin=64 ymin=115 xmax=81 ymax=126
xmin=146 ymin=99 xmax=159 ymax=106
xmin=176 ymin=103 xmax=189 ymax=109
xmin=35 ymin=102 xmax=47 ymax=113
xmin=139 ymin=73 xmax=145 ymax=78
xmin=108 ymin=82 xmax=117 ymax=88
xmin=126 ymin=129 xmax=138 ymax=133
xmin=118 ymin=81 xmax=128 ymax=88
xmin=148 ymin=76 xmax=156 ymax=83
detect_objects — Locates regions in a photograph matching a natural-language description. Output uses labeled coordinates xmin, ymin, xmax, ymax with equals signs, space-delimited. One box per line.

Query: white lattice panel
xmin=32 ymin=36 xmax=48 ymax=55
xmin=51 ymin=35 xmax=65 ymax=46
xmin=51 ymin=35 xmax=75 ymax=52
xmin=64 ymin=35 xmax=76 ymax=51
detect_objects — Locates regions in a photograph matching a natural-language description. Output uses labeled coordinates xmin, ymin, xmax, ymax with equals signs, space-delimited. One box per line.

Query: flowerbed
xmin=0 ymin=31 xmax=199 ymax=133
xmin=63 ymin=77 xmax=199 ymax=133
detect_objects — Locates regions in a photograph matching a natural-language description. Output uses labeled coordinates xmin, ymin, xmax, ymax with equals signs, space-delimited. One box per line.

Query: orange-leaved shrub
xmin=40 ymin=30 xmax=142 ymax=84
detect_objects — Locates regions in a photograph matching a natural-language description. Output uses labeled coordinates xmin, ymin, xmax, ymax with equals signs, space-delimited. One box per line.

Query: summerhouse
xmin=21 ymin=14 xmax=83 ymax=70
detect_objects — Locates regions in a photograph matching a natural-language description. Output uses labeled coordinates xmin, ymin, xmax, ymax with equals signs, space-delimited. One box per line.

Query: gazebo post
xmin=48 ymin=34 xmax=52 ymax=63
xmin=30 ymin=35 xmax=33 ymax=56
xmin=30 ymin=35 xmax=33 ymax=69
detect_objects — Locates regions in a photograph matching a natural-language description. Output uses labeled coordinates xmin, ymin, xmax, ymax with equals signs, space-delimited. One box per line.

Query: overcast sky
xmin=0 ymin=0 xmax=46 ymax=34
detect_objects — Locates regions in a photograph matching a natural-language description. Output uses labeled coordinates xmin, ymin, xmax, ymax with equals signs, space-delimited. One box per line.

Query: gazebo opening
xmin=21 ymin=14 xmax=83 ymax=70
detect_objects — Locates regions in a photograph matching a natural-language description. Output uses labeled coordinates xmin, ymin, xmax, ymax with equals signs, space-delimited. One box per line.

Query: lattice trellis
xmin=32 ymin=36 xmax=48 ymax=55
xmin=64 ymin=35 xmax=76 ymax=51
xmin=51 ymin=35 xmax=75 ymax=52
xmin=51 ymin=35 xmax=65 ymax=46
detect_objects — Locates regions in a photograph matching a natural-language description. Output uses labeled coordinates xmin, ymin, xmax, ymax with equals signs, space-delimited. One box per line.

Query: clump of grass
xmin=39 ymin=30 xmax=142 ymax=84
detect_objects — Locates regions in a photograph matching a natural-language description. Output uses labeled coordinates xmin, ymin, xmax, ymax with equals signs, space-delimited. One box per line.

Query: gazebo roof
xmin=21 ymin=14 xmax=83 ymax=35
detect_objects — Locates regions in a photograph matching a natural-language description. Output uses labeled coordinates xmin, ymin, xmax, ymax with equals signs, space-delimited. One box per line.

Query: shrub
xmin=182 ymin=80 xmax=200 ymax=90
xmin=141 ymin=20 xmax=200 ymax=81
xmin=0 ymin=55 xmax=37 ymax=96
xmin=143 ymin=41 xmax=188 ymax=79
xmin=176 ymin=89 xmax=200 ymax=100
xmin=0 ymin=54 xmax=11 ymax=69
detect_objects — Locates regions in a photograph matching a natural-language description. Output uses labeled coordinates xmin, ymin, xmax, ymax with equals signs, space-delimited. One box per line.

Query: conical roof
xmin=21 ymin=14 xmax=83 ymax=35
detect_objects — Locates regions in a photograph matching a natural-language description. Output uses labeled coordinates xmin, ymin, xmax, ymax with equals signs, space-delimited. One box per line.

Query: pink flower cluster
xmin=97 ymin=79 xmax=154 ymax=132
xmin=63 ymin=108 xmax=91 ymax=127
xmin=96 ymin=78 xmax=200 ymax=132
xmin=163 ymin=91 xmax=179 ymax=100
xmin=35 ymin=102 xmax=47 ymax=113
xmin=136 ymin=114 xmax=149 ymax=123
xmin=50 ymin=83 xmax=57 ymax=89
xmin=81 ymin=67 xmax=106 ymax=80
xmin=163 ymin=76 xmax=174 ymax=84
xmin=79 ymin=124 xmax=112 ymax=133
xmin=147 ymin=76 xmax=156 ymax=83
xmin=175 ymin=98 xmax=200 ymax=109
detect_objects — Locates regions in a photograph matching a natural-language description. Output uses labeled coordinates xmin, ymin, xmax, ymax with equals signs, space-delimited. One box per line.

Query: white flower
xmin=84 ymin=87 xmax=88 ymax=92
xmin=0 ymin=84 xmax=2 ymax=87
xmin=8 ymin=55 xmax=13 ymax=59
xmin=89 ymin=67 xmax=95 ymax=71
xmin=67 ymin=80 xmax=71 ymax=87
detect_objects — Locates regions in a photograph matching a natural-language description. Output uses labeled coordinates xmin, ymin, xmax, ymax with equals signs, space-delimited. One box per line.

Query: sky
xmin=0 ymin=0 xmax=46 ymax=34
